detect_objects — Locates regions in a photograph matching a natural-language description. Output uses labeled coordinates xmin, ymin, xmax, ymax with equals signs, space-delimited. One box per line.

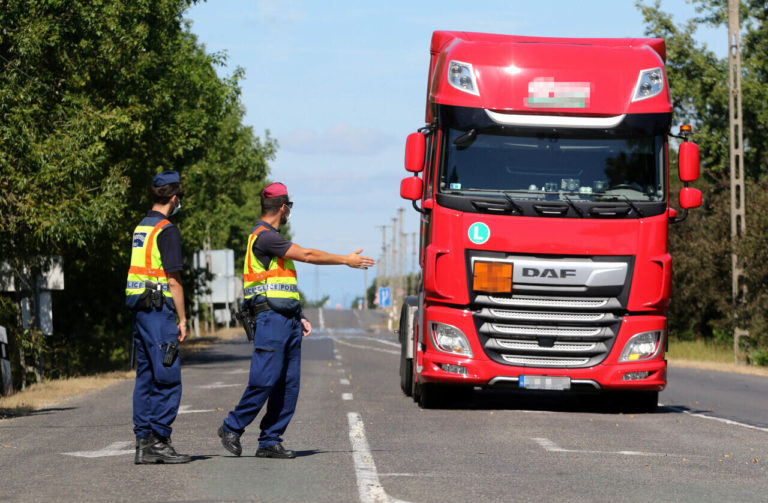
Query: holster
xmin=134 ymin=281 xmax=165 ymax=311
xmin=235 ymin=303 xmax=270 ymax=342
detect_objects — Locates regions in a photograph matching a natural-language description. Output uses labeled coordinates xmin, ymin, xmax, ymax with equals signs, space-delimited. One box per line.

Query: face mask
xmin=171 ymin=200 xmax=181 ymax=216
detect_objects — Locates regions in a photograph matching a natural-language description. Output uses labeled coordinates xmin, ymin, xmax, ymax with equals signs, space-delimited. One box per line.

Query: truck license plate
xmin=519 ymin=375 xmax=571 ymax=390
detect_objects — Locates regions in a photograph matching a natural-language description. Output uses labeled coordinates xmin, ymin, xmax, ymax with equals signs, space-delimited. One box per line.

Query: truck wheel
xmin=398 ymin=297 xmax=418 ymax=397
xmin=611 ymin=390 xmax=659 ymax=413
xmin=418 ymin=383 xmax=447 ymax=409
xmin=399 ymin=342 xmax=413 ymax=396
xmin=632 ymin=390 xmax=659 ymax=413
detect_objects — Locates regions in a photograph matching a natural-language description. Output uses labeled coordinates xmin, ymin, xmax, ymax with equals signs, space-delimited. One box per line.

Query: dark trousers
xmin=223 ymin=309 xmax=302 ymax=448
xmin=132 ymin=304 xmax=181 ymax=439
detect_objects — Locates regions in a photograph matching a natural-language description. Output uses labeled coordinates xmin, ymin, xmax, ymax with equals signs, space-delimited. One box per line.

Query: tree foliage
xmin=0 ymin=0 xmax=275 ymax=382
xmin=638 ymin=0 xmax=768 ymax=352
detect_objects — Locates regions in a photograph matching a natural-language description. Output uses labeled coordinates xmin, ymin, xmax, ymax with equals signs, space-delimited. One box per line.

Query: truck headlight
xmin=619 ymin=330 xmax=663 ymax=362
xmin=632 ymin=67 xmax=664 ymax=101
xmin=430 ymin=322 xmax=473 ymax=357
xmin=447 ymin=60 xmax=479 ymax=96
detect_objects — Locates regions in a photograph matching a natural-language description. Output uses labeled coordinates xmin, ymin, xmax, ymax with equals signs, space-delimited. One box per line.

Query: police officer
xmin=218 ymin=182 xmax=374 ymax=459
xmin=126 ymin=170 xmax=191 ymax=464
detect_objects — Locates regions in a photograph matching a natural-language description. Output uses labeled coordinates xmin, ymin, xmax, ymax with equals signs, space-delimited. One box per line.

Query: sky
xmin=185 ymin=0 xmax=727 ymax=309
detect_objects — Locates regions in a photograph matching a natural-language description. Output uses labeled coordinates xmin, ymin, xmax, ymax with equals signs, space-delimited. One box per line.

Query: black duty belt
xmin=250 ymin=302 xmax=271 ymax=314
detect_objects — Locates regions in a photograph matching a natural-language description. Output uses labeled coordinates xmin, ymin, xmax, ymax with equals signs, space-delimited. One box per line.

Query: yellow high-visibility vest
xmin=243 ymin=226 xmax=299 ymax=302
xmin=126 ymin=216 xmax=174 ymax=309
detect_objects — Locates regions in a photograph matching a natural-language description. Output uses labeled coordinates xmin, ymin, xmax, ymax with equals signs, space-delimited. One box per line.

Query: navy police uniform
xmin=221 ymin=220 xmax=304 ymax=451
xmin=126 ymin=171 xmax=184 ymax=446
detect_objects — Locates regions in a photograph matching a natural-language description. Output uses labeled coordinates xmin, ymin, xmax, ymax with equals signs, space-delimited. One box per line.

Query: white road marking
xmin=660 ymin=403 xmax=768 ymax=433
xmin=340 ymin=378 xmax=350 ymax=385
xmin=178 ymin=405 xmax=215 ymax=414
xmin=347 ymin=412 xmax=412 ymax=503
xmin=196 ymin=381 xmax=241 ymax=389
xmin=337 ymin=369 xmax=346 ymax=374
xmin=532 ymin=437 xmax=687 ymax=457
xmin=224 ymin=368 xmax=249 ymax=374
xmin=342 ymin=393 xmax=354 ymax=400
xmin=334 ymin=338 xmax=399 ymax=355
xmin=62 ymin=441 xmax=134 ymax=458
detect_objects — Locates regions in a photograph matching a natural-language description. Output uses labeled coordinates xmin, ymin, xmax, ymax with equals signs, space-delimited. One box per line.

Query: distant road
xmin=1 ymin=308 xmax=766 ymax=502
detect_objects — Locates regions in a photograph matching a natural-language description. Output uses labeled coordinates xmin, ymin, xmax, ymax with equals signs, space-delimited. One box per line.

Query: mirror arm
xmin=412 ymin=199 xmax=428 ymax=215
xmin=669 ymin=207 xmax=689 ymax=224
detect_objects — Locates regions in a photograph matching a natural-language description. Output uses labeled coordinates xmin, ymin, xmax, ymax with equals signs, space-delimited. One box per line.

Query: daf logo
xmin=522 ymin=267 xmax=577 ymax=279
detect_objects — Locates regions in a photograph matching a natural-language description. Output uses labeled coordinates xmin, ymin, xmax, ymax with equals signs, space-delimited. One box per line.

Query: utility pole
xmin=728 ymin=0 xmax=749 ymax=364
xmin=391 ymin=217 xmax=398 ymax=317
xmin=411 ymin=232 xmax=417 ymax=295
xmin=376 ymin=225 xmax=387 ymax=308
xmin=398 ymin=208 xmax=405 ymax=307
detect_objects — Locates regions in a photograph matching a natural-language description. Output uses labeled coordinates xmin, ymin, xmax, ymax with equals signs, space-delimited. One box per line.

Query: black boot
xmin=135 ymin=436 xmax=154 ymax=464
xmin=136 ymin=434 xmax=191 ymax=464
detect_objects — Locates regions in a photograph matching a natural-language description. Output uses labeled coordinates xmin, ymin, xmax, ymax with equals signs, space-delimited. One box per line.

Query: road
xmin=1 ymin=308 xmax=766 ymax=502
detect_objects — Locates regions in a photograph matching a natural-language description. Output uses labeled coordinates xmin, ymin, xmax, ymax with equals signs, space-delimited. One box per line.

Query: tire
xmin=399 ymin=342 xmax=413 ymax=396
xmin=611 ymin=390 xmax=659 ymax=413
xmin=398 ymin=297 xmax=417 ymax=397
xmin=418 ymin=383 xmax=446 ymax=409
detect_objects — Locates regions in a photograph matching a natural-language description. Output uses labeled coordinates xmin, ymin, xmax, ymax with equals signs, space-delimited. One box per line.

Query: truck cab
xmin=399 ymin=31 xmax=701 ymax=409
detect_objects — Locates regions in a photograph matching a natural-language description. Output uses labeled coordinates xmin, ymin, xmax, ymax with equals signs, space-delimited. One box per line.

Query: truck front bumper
xmin=418 ymin=305 xmax=667 ymax=392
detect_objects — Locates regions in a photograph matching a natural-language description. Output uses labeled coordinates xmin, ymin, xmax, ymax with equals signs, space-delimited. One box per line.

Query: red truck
xmin=398 ymin=31 xmax=701 ymax=410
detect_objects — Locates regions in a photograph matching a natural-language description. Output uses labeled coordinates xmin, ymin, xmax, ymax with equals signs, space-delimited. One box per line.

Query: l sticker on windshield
xmin=527 ymin=77 xmax=590 ymax=108
xmin=449 ymin=183 xmax=462 ymax=190
xmin=468 ymin=222 xmax=490 ymax=245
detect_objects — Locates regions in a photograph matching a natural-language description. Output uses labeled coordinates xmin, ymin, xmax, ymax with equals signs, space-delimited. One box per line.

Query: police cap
xmin=153 ymin=170 xmax=180 ymax=187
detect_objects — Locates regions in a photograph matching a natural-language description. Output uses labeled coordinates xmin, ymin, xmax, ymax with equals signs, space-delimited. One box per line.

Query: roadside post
xmin=0 ymin=325 xmax=12 ymax=396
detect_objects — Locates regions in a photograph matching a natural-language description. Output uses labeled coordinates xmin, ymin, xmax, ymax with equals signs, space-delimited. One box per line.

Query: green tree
xmin=638 ymin=1 xmax=768 ymax=354
xmin=0 ymin=0 xmax=276 ymax=384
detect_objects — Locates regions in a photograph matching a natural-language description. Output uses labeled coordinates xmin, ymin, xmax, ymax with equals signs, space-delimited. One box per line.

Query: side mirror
xmin=679 ymin=187 xmax=702 ymax=209
xmin=678 ymin=141 xmax=700 ymax=182
xmin=400 ymin=176 xmax=423 ymax=201
xmin=405 ymin=132 xmax=426 ymax=173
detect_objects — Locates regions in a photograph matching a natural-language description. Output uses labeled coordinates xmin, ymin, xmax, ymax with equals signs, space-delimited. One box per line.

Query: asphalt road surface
xmin=1 ymin=308 xmax=766 ymax=502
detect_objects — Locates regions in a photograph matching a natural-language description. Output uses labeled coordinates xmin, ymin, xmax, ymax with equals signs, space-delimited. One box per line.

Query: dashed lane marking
xmin=224 ymin=369 xmax=249 ymax=374
xmin=334 ymin=338 xmax=399 ymax=355
xmin=532 ymin=437 xmax=691 ymax=457
xmin=342 ymin=393 xmax=353 ymax=400
xmin=178 ymin=405 xmax=216 ymax=414
xmin=340 ymin=378 xmax=350 ymax=385
xmin=62 ymin=441 xmax=133 ymax=458
xmin=347 ymin=412 xmax=411 ymax=503
xmin=196 ymin=381 xmax=241 ymax=389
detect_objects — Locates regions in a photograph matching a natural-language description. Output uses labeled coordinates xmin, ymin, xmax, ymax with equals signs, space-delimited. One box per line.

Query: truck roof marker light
xmin=485 ymin=110 xmax=625 ymax=128
xmin=632 ymin=67 xmax=664 ymax=102
xmin=473 ymin=261 xmax=513 ymax=293
xmin=448 ymin=60 xmax=479 ymax=96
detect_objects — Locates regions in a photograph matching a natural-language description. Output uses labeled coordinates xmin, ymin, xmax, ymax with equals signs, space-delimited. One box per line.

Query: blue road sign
xmin=379 ymin=286 xmax=391 ymax=307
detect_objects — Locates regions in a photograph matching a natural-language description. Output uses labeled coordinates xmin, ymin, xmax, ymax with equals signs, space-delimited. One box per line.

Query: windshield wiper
xmin=560 ymin=194 xmax=584 ymax=217
xmin=594 ymin=194 xmax=644 ymax=217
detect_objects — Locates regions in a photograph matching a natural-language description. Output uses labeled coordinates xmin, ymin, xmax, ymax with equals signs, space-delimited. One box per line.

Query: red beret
xmin=262 ymin=182 xmax=288 ymax=198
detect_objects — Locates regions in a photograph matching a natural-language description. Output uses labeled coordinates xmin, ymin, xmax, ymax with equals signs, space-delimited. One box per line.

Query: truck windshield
xmin=438 ymin=128 xmax=665 ymax=202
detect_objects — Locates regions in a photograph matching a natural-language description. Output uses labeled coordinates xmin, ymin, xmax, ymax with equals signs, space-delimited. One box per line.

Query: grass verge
xmin=667 ymin=338 xmax=768 ymax=377
xmin=0 ymin=327 xmax=243 ymax=419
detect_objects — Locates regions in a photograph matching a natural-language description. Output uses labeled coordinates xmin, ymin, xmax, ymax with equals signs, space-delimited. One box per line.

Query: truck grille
xmin=475 ymin=294 xmax=621 ymax=368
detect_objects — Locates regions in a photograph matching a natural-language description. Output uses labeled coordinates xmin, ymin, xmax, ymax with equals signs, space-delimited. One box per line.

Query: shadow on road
xmin=422 ymin=389 xmax=687 ymax=415
xmin=0 ymin=406 xmax=77 ymax=419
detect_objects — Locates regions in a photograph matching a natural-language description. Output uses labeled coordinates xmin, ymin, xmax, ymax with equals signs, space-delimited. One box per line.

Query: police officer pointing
xmin=126 ymin=170 xmax=191 ymax=464
xmin=218 ymin=182 xmax=374 ymax=458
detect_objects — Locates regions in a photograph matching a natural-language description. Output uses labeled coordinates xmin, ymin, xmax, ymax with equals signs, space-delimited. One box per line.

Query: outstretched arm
xmin=283 ymin=244 xmax=375 ymax=269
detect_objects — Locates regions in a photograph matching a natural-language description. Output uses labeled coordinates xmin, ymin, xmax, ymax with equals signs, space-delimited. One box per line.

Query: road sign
xmin=378 ymin=287 xmax=391 ymax=307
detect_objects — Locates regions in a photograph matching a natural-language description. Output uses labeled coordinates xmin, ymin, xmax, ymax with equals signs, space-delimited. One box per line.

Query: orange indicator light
xmin=473 ymin=261 xmax=513 ymax=293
